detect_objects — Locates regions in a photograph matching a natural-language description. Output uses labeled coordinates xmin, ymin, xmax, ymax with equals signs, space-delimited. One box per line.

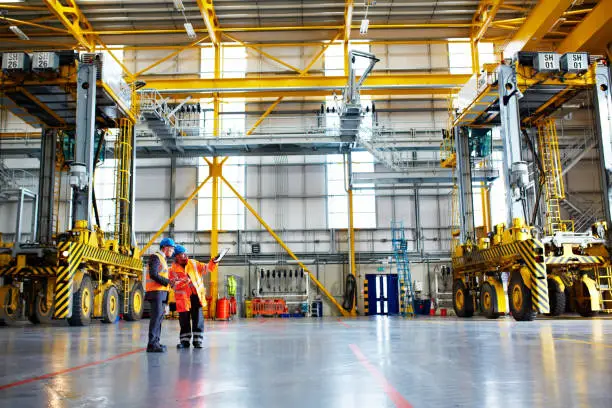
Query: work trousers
xmin=147 ymin=291 xmax=168 ymax=348
xmin=178 ymin=294 xmax=205 ymax=345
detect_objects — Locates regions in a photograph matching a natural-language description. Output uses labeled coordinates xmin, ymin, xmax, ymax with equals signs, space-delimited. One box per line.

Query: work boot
xmin=177 ymin=342 xmax=190 ymax=349
xmin=193 ymin=342 xmax=203 ymax=349
xmin=146 ymin=345 xmax=166 ymax=353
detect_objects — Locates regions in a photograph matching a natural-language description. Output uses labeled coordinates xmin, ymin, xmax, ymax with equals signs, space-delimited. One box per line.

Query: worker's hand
xmin=169 ymin=278 xmax=177 ymax=289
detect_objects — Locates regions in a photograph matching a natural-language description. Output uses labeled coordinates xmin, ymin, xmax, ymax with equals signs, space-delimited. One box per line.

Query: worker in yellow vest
xmin=145 ymin=237 xmax=176 ymax=353
xmin=169 ymin=245 xmax=219 ymax=349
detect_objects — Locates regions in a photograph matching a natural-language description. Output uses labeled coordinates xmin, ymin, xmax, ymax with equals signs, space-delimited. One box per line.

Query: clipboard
xmin=215 ymin=247 xmax=230 ymax=262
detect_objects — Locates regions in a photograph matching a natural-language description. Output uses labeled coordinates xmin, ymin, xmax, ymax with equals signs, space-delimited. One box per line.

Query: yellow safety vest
xmin=185 ymin=259 xmax=207 ymax=307
xmin=146 ymin=252 xmax=169 ymax=292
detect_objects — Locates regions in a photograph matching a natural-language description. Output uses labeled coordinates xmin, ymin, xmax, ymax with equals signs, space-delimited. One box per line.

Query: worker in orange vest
xmin=169 ymin=245 xmax=218 ymax=349
xmin=145 ymin=237 xmax=176 ymax=353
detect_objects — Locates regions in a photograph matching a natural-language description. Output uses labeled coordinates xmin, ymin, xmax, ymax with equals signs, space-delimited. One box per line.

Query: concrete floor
xmin=0 ymin=316 xmax=611 ymax=408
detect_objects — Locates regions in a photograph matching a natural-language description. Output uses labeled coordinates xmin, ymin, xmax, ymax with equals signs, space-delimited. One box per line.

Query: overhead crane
xmin=0 ymin=51 xmax=144 ymax=326
xmin=445 ymin=51 xmax=612 ymax=321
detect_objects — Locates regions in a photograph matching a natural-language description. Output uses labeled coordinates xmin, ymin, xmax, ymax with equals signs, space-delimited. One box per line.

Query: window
xmin=448 ymin=39 xmax=472 ymax=74
xmin=327 ymin=152 xmax=376 ymax=229
xmin=478 ymin=42 xmax=497 ymax=69
xmin=196 ymin=45 xmax=247 ymax=230
xmin=93 ymin=158 xmax=116 ymax=233
xmin=197 ymin=157 xmax=245 ymax=231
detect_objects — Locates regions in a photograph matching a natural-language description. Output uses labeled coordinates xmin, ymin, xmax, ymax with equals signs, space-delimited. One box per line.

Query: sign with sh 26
xmin=533 ymin=52 xmax=560 ymax=72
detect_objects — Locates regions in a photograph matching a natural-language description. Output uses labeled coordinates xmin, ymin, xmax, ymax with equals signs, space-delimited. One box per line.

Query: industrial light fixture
xmin=9 ymin=25 xmax=29 ymax=41
xmin=360 ymin=0 xmax=374 ymax=36
xmin=173 ymin=0 xmax=185 ymax=12
xmin=359 ymin=19 xmax=369 ymax=35
xmin=184 ymin=22 xmax=196 ymax=39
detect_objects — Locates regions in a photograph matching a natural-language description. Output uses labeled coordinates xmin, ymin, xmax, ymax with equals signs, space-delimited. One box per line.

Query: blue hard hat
xmin=174 ymin=244 xmax=186 ymax=255
xmin=160 ymin=237 xmax=175 ymax=248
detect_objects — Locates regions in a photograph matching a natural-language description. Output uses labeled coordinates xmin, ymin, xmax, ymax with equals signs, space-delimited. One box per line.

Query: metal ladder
xmin=537 ymin=118 xmax=573 ymax=234
xmin=391 ymin=221 xmax=415 ymax=316
xmin=596 ymin=267 xmax=612 ymax=313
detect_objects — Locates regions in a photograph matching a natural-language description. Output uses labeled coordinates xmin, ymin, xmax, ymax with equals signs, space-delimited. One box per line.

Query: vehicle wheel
xmin=453 ymin=279 xmax=474 ymax=318
xmin=0 ymin=288 xmax=20 ymax=326
xmin=102 ymin=286 xmax=120 ymax=324
xmin=28 ymin=292 xmax=54 ymax=324
xmin=124 ymin=282 xmax=144 ymax=321
xmin=68 ymin=275 xmax=93 ymax=326
xmin=574 ymin=281 xmax=597 ymax=317
xmin=480 ymin=282 xmax=501 ymax=319
xmin=508 ymin=273 xmax=536 ymax=321
xmin=546 ymin=278 xmax=566 ymax=317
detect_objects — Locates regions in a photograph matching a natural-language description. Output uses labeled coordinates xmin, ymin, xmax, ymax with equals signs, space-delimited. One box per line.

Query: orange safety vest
xmin=169 ymin=259 xmax=212 ymax=312
xmin=146 ymin=252 xmax=170 ymax=292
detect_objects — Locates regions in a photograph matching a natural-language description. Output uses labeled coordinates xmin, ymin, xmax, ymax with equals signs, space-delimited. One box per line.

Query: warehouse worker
xmin=145 ymin=237 xmax=176 ymax=353
xmin=169 ymin=245 xmax=218 ymax=349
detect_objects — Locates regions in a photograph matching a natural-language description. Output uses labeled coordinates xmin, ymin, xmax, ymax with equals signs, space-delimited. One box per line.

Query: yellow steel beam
xmin=134 ymin=36 xmax=209 ymax=78
xmin=503 ymin=0 xmax=573 ymax=59
xmin=141 ymin=175 xmax=212 ymax=254
xmin=43 ymin=0 xmax=96 ymax=51
xmin=210 ymin=157 xmax=220 ymax=317
xmin=82 ymin=22 xmax=472 ymax=36
xmin=344 ymin=0 xmax=354 ymax=44
xmin=245 ymin=31 xmax=341 ymax=135
xmin=196 ymin=0 xmax=220 ymax=46
xmin=556 ymin=0 xmax=612 ymax=54
xmin=221 ymin=175 xmax=350 ymax=317
xmin=222 ymin=33 xmax=301 ymax=73
xmin=146 ymin=72 xmax=470 ymax=98
xmin=471 ymin=0 xmax=503 ymax=43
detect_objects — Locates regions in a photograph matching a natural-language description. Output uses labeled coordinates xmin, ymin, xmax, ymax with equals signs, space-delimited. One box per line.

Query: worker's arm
xmin=148 ymin=254 xmax=170 ymax=286
xmin=196 ymin=260 xmax=217 ymax=276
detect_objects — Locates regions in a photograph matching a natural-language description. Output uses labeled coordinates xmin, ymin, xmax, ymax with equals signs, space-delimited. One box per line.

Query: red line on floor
xmin=349 ymin=344 xmax=413 ymax=408
xmin=0 ymin=347 xmax=146 ymax=392
xmin=336 ymin=318 xmax=351 ymax=328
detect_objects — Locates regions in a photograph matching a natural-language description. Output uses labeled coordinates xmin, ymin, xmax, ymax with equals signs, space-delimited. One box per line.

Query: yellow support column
xmin=209 ymin=42 xmax=221 ymax=318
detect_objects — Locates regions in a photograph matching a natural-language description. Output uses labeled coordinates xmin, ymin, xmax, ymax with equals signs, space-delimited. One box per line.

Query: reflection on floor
xmin=1 ymin=316 xmax=611 ymax=407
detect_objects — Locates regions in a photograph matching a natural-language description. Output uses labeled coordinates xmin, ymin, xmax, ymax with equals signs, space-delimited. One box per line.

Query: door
xmin=366 ymin=274 xmax=400 ymax=316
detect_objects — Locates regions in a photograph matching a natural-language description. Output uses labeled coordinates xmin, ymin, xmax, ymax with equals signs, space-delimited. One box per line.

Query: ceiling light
xmin=184 ymin=22 xmax=196 ymax=39
xmin=359 ymin=19 xmax=369 ymax=35
xmin=9 ymin=25 xmax=29 ymax=41
xmin=173 ymin=0 xmax=185 ymax=11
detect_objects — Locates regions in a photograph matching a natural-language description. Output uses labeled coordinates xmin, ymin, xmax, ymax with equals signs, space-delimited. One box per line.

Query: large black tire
xmin=574 ymin=281 xmax=597 ymax=317
xmin=28 ymin=292 xmax=54 ymax=324
xmin=546 ymin=278 xmax=566 ymax=317
xmin=68 ymin=275 xmax=93 ymax=326
xmin=102 ymin=286 xmax=120 ymax=324
xmin=124 ymin=282 xmax=144 ymax=321
xmin=508 ymin=273 xmax=536 ymax=321
xmin=480 ymin=282 xmax=501 ymax=319
xmin=453 ymin=279 xmax=474 ymax=318
xmin=0 ymin=289 xmax=20 ymax=326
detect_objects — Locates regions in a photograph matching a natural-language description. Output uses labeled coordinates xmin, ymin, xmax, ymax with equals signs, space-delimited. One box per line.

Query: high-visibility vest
xmin=169 ymin=259 xmax=208 ymax=312
xmin=146 ymin=252 xmax=170 ymax=292
xmin=186 ymin=259 xmax=207 ymax=307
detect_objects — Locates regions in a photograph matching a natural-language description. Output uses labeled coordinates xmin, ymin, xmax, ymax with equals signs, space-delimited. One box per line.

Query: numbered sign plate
xmin=560 ymin=52 xmax=589 ymax=74
xmin=533 ymin=52 xmax=560 ymax=73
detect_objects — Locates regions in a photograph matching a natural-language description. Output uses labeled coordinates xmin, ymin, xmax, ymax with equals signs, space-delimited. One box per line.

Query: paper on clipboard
xmin=214 ymin=247 xmax=230 ymax=263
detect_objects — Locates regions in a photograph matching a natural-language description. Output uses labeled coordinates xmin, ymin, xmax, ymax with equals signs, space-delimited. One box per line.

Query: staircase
xmin=391 ymin=221 xmax=415 ymax=317
xmin=537 ymin=119 xmax=573 ymax=234
xmin=139 ymin=89 xmax=181 ymax=151
xmin=596 ymin=267 xmax=612 ymax=313
xmin=560 ymin=193 xmax=602 ymax=232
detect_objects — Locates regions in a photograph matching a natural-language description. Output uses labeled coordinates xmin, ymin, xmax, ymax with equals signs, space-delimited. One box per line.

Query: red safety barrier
xmin=251 ymin=298 xmax=288 ymax=317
